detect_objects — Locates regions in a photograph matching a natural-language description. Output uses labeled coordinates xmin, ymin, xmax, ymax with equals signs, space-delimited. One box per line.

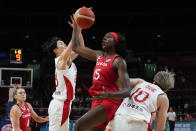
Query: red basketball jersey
xmin=89 ymin=54 xmax=120 ymax=97
xmin=11 ymin=103 xmax=31 ymax=131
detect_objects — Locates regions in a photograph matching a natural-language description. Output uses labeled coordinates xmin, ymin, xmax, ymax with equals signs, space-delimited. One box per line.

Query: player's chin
xmin=22 ymin=97 xmax=26 ymax=101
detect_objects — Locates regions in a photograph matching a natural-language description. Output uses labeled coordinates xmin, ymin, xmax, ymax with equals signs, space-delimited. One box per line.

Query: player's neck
xmin=17 ymin=101 xmax=25 ymax=109
xmin=103 ymin=52 xmax=116 ymax=58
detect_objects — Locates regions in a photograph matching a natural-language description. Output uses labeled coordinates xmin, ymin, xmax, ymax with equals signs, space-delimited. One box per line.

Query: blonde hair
xmin=153 ymin=70 xmax=175 ymax=90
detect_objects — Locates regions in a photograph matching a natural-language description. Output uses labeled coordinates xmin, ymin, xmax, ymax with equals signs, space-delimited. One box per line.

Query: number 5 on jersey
xmin=93 ymin=69 xmax=101 ymax=80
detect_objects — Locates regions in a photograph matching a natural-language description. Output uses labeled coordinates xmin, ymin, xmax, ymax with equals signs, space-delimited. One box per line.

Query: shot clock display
xmin=10 ymin=48 xmax=22 ymax=64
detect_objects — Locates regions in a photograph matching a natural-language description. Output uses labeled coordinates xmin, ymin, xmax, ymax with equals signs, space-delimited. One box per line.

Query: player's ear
xmin=53 ymin=48 xmax=57 ymax=54
xmin=14 ymin=95 xmax=17 ymax=100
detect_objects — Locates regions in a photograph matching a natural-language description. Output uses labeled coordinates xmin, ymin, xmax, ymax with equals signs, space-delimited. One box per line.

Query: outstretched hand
xmin=92 ymin=86 xmax=112 ymax=100
xmin=68 ymin=15 xmax=75 ymax=28
xmin=44 ymin=116 xmax=49 ymax=122
xmin=68 ymin=14 xmax=81 ymax=32
xmin=68 ymin=6 xmax=93 ymax=28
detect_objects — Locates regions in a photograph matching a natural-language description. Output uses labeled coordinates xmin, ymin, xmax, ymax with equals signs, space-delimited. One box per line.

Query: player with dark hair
xmin=42 ymin=20 xmax=84 ymax=131
xmin=10 ymin=87 xmax=49 ymax=131
xmin=71 ymin=15 xmax=131 ymax=131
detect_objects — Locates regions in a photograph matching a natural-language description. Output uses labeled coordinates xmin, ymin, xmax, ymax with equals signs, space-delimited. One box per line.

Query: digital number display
xmin=10 ymin=48 xmax=22 ymax=64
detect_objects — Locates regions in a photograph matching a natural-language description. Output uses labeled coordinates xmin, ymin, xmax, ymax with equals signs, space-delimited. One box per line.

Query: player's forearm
xmin=71 ymin=28 xmax=84 ymax=59
xmin=155 ymin=125 xmax=165 ymax=131
xmin=109 ymin=87 xmax=131 ymax=99
xmin=110 ymin=76 xmax=131 ymax=99
xmin=34 ymin=116 xmax=48 ymax=123
xmin=154 ymin=117 xmax=166 ymax=131
xmin=71 ymin=29 xmax=84 ymax=60
xmin=72 ymin=22 xmax=81 ymax=52
xmin=61 ymin=41 xmax=73 ymax=61
xmin=79 ymin=29 xmax=84 ymax=47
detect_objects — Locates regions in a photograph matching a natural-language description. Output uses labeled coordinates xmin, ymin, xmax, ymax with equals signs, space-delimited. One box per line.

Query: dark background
xmin=0 ymin=1 xmax=196 ymax=57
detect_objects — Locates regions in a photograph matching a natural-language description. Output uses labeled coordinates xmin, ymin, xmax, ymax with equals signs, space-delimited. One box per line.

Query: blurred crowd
xmin=0 ymin=60 xmax=196 ymax=129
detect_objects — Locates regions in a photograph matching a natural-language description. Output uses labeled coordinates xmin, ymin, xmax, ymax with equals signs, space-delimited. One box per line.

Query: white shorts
xmin=48 ymin=99 xmax=71 ymax=131
xmin=108 ymin=114 xmax=148 ymax=131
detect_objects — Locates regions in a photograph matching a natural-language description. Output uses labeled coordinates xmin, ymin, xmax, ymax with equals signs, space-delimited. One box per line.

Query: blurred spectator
xmin=184 ymin=103 xmax=189 ymax=112
xmin=167 ymin=107 xmax=176 ymax=131
xmin=184 ymin=112 xmax=193 ymax=121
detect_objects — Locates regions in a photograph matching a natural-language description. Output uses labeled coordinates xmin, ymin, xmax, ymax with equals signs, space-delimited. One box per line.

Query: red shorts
xmin=91 ymin=99 xmax=121 ymax=130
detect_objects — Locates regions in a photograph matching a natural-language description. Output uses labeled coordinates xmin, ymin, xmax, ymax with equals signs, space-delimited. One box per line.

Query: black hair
xmin=114 ymin=33 xmax=127 ymax=59
xmin=42 ymin=36 xmax=64 ymax=58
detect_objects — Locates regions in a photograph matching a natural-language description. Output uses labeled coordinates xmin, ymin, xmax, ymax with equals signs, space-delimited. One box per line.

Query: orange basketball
xmin=74 ymin=7 xmax=95 ymax=29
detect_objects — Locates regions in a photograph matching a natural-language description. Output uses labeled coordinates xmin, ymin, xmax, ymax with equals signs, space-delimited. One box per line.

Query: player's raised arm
xmin=68 ymin=18 xmax=85 ymax=61
xmin=71 ymin=15 xmax=103 ymax=61
xmin=56 ymin=39 xmax=73 ymax=70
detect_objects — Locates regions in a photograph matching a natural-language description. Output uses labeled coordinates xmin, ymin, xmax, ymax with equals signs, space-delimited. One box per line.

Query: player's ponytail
xmin=114 ymin=33 xmax=127 ymax=59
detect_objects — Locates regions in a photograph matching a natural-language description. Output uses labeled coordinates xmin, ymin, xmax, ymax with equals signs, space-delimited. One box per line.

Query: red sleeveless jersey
xmin=89 ymin=54 xmax=120 ymax=97
xmin=11 ymin=103 xmax=31 ymax=131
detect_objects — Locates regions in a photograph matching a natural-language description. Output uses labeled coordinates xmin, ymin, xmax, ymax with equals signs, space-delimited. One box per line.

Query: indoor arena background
xmin=0 ymin=1 xmax=196 ymax=131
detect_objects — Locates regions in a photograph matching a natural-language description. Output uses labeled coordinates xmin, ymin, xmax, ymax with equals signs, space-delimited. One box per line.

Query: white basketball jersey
xmin=52 ymin=56 xmax=77 ymax=101
xmin=116 ymin=81 xmax=165 ymax=123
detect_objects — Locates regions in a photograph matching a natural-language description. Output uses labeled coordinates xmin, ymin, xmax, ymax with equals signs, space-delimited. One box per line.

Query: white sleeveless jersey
xmin=52 ymin=56 xmax=77 ymax=101
xmin=116 ymin=81 xmax=165 ymax=123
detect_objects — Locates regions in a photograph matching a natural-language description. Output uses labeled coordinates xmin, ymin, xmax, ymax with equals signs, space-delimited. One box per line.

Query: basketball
xmin=74 ymin=7 xmax=95 ymax=29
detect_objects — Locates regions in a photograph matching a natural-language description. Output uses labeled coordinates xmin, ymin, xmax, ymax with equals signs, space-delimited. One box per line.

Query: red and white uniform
xmin=11 ymin=103 xmax=31 ymax=131
xmin=88 ymin=54 xmax=122 ymax=130
xmin=48 ymin=56 xmax=77 ymax=131
xmin=110 ymin=81 xmax=164 ymax=131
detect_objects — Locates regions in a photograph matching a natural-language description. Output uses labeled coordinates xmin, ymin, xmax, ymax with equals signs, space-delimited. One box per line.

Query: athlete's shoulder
xmin=11 ymin=104 xmax=19 ymax=110
xmin=157 ymin=93 xmax=169 ymax=107
xmin=130 ymin=78 xmax=145 ymax=89
xmin=113 ymin=56 xmax=126 ymax=65
xmin=26 ymin=102 xmax=32 ymax=108
xmin=10 ymin=105 xmax=22 ymax=115
xmin=158 ymin=93 xmax=168 ymax=99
